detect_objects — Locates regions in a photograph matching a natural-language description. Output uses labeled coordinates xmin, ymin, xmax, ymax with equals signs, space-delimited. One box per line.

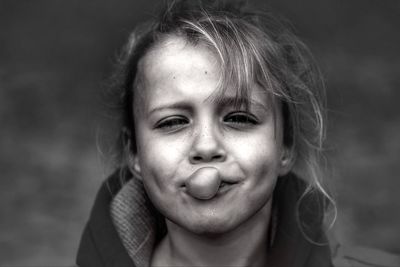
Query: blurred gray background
xmin=1 ymin=0 xmax=399 ymax=265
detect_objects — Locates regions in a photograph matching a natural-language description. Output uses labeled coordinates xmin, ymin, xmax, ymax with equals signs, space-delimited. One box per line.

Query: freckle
xmin=173 ymin=76 xmax=176 ymax=79
xmin=204 ymin=71 xmax=208 ymax=75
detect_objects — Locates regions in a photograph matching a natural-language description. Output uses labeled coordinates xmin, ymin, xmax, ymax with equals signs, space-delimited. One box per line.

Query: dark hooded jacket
xmin=76 ymin=171 xmax=399 ymax=267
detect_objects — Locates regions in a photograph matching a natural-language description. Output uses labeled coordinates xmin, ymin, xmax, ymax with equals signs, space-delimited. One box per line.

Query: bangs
xmin=177 ymin=15 xmax=283 ymax=112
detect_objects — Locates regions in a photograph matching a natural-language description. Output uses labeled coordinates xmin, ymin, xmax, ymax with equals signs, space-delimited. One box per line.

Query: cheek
xmin=230 ymin=133 xmax=281 ymax=209
xmin=136 ymin=131 xmax=188 ymax=181
xmin=228 ymin=131 xmax=282 ymax=175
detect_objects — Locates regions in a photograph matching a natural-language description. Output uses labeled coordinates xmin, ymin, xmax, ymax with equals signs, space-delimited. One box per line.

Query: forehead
xmin=140 ymin=36 xmax=218 ymax=84
xmin=135 ymin=35 xmax=270 ymax=108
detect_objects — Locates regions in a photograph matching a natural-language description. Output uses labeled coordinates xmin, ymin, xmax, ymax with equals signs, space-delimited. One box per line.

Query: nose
xmin=189 ymin=124 xmax=227 ymax=164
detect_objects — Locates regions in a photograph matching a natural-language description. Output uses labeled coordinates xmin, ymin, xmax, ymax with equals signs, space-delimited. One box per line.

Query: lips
xmin=183 ymin=167 xmax=239 ymax=200
xmin=217 ymin=181 xmax=237 ymax=194
xmin=219 ymin=180 xmax=237 ymax=189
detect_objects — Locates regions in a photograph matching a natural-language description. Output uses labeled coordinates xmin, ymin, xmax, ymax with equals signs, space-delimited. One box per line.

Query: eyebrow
xmin=148 ymin=102 xmax=193 ymax=116
xmin=212 ymin=96 xmax=269 ymax=111
xmin=147 ymin=97 xmax=269 ymax=116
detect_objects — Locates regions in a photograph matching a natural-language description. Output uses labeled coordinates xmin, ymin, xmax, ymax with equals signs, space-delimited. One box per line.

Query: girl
xmin=77 ymin=1 xmax=386 ymax=266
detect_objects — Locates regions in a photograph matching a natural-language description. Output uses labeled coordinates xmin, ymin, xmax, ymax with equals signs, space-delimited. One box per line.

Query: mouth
xmin=181 ymin=167 xmax=241 ymax=200
xmin=217 ymin=181 xmax=238 ymax=194
xmin=181 ymin=181 xmax=237 ymax=192
xmin=181 ymin=181 xmax=238 ymax=200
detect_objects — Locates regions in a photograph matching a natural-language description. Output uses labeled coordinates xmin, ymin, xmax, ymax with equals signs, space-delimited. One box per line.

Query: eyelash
xmin=224 ymin=112 xmax=259 ymax=125
xmin=154 ymin=112 xmax=259 ymax=131
xmin=155 ymin=117 xmax=189 ymax=129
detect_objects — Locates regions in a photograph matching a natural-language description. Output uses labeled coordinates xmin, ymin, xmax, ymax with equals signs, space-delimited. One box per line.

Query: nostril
xmin=192 ymin=156 xmax=202 ymax=161
xmin=192 ymin=155 xmax=223 ymax=162
xmin=190 ymin=151 xmax=226 ymax=163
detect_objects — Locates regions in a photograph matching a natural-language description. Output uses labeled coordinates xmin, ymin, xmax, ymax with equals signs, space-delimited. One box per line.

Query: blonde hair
xmin=110 ymin=0 xmax=335 ymax=242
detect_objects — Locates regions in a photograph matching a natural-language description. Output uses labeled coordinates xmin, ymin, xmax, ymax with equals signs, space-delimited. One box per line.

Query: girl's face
xmin=133 ymin=36 xmax=290 ymax=234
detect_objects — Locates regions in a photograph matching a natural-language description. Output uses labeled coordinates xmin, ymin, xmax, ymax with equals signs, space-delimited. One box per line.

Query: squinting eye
xmin=155 ymin=117 xmax=189 ymax=130
xmin=224 ymin=112 xmax=259 ymax=125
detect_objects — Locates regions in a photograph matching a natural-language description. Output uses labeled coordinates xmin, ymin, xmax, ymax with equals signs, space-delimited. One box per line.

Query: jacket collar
xmin=77 ymin=171 xmax=332 ymax=267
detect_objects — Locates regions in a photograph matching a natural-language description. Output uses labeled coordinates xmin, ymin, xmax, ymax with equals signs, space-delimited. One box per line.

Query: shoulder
xmin=330 ymin=236 xmax=400 ymax=267
xmin=270 ymin=173 xmax=333 ymax=267
xmin=76 ymin=170 xmax=134 ymax=267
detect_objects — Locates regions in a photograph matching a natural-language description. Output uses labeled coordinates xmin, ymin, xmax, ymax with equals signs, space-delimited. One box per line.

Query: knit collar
xmin=108 ymin=172 xmax=329 ymax=267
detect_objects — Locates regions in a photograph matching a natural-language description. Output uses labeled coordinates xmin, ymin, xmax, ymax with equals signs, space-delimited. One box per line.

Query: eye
xmin=224 ymin=112 xmax=259 ymax=126
xmin=154 ymin=116 xmax=189 ymax=130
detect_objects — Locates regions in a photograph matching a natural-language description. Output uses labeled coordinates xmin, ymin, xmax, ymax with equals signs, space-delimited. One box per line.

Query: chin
xmin=184 ymin=223 xmax=235 ymax=236
xmin=176 ymin=215 xmax=240 ymax=236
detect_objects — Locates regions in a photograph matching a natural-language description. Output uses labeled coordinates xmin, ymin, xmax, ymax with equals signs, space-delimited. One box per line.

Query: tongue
xmin=185 ymin=167 xmax=221 ymax=200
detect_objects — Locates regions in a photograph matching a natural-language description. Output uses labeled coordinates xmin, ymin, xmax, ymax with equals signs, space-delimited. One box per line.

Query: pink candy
xmin=185 ymin=167 xmax=222 ymax=200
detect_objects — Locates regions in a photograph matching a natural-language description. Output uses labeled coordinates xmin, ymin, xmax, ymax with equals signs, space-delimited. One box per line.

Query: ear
xmin=133 ymin=156 xmax=143 ymax=180
xmin=133 ymin=155 xmax=141 ymax=173
xmin=121 ymin=126 xmax=143 ymax=180
xmin=128 ymin=154 xmax=143 ymax=181
xmin=278 ymin=146 xmax=295 ymax=176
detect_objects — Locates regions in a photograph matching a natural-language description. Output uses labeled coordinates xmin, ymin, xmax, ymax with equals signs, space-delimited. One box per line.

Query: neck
xmin=152 ymin=201 xmax=272 ymax=267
